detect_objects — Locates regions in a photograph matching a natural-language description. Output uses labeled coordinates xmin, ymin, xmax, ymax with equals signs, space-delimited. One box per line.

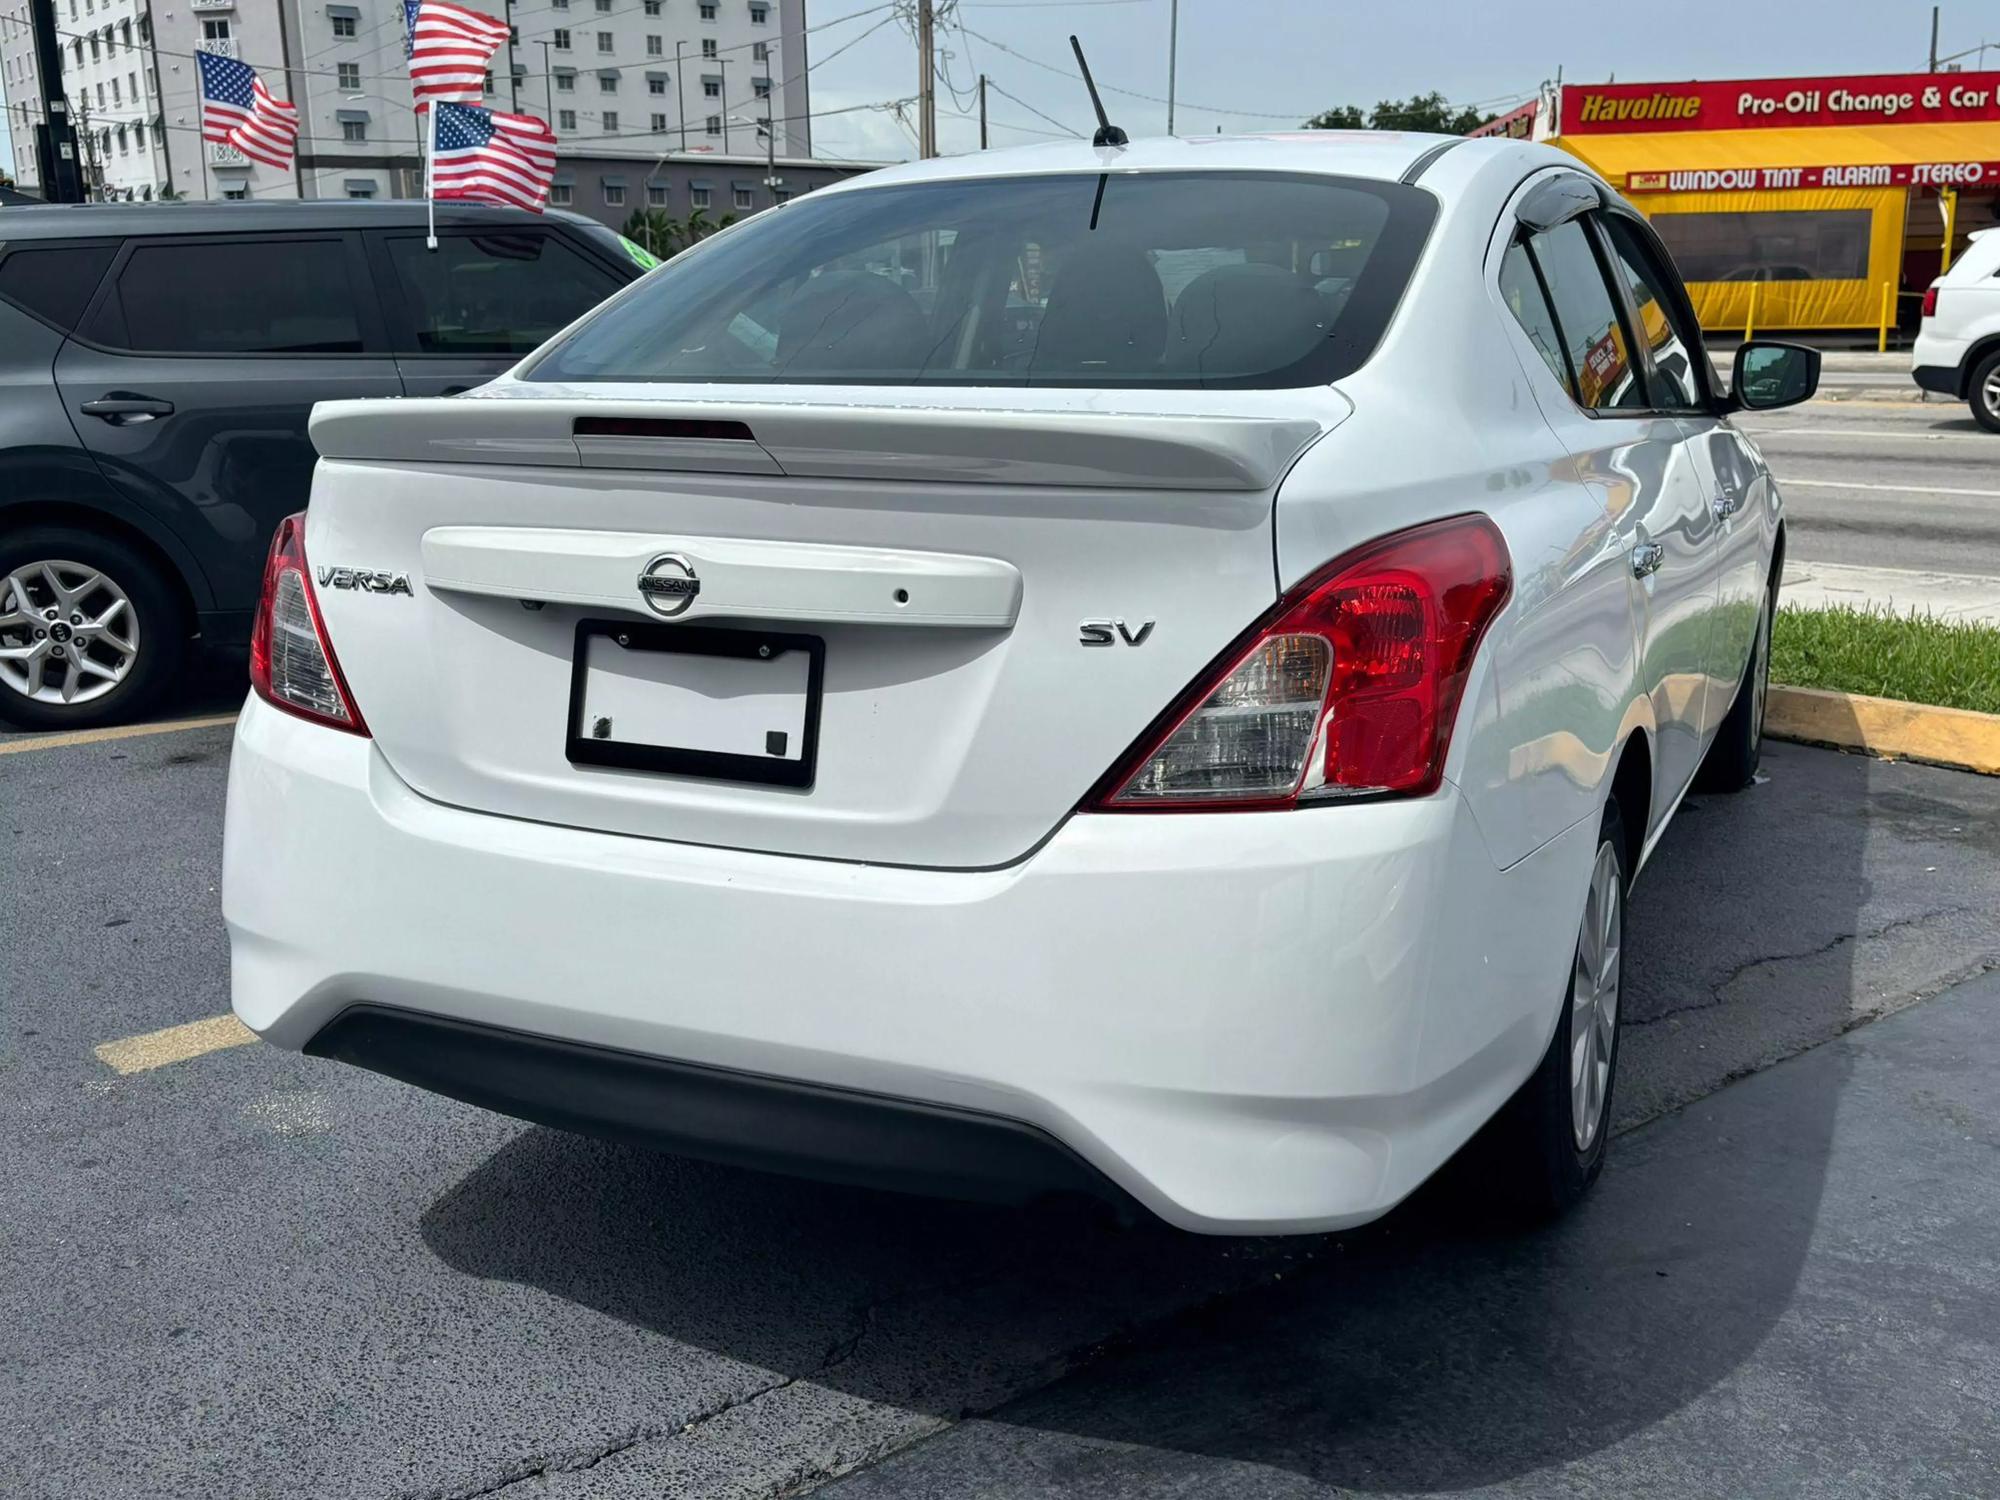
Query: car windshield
xmin=527 ymin=170 xmax=1437 ymax=389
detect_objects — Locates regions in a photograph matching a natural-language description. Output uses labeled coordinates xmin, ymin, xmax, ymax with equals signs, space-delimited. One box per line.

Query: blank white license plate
xmin=566 ymin=622 xmax=823 ymax=788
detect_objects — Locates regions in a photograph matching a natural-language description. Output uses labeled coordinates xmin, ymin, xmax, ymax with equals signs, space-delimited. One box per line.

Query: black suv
xmin=0 ymin=200 xmax=646 ymax=729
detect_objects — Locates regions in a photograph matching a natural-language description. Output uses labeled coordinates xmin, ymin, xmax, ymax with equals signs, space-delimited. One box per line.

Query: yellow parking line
xmin=94 ymin=1014 xmax=259 ymax=1075
xmin=0 ymin=712 xmax=238 ymax=757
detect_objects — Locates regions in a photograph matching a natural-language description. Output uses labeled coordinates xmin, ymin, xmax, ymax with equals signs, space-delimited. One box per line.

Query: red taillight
xmin=1922 ymin=285 xmax=1939 ymax=319
xmin=1086 ymin=514 xmax=1511 ymax=811
xmin=248 ymin=512 xmax=369 ymax=736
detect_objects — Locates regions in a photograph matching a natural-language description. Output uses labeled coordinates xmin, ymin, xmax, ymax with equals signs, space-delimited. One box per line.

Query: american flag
xmin=196 ymin=50 xmax=298 ymax=170
xmin=431 ymin=102 xmax=557 ymax=213
xmin=405 ymin=0 xmax=511 ymax=112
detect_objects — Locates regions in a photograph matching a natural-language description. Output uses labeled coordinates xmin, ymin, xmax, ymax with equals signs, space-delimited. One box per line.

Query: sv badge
xmin=317 ymin=566 xmax=414 ymax=596
xmin=1079 ymin=618 xmax=1155 ymax=647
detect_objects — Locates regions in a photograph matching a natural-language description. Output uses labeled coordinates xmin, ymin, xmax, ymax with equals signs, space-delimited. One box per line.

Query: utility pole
xmin=675 ymin=40 xmax=687 ymax=150
xmin=1930 ymin=6 xmax=1941 ymax=70
xmin=978 ymin=73 xmax=987 ymax=148
xmin=718 ymin=57 xmax=731 ymax=152
xmin=27 ymin=0 xmax=84 ymax=201
xmin=1166 ymin=0 xmax=1177 ymax=134
xmin=916 ymin=0 xmax=935 ymax=157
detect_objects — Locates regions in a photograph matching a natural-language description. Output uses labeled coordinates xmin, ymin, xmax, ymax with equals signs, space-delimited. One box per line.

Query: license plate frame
xmin=565 ymin=618 xmax=825 ymax=789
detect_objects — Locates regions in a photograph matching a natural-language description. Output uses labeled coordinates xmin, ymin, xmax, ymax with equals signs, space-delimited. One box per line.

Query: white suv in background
xmin=1913 ymin=226 xmax=2000 ymax=430
xmin=222 ymin=134 xmax=1818 ymax=1235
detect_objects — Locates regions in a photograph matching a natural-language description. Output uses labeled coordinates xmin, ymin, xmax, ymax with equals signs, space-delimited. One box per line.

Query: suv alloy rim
xmin=1983 ymin=366 xmax=2000 ymax=420
xmin=1570 ymin=839 xmax=1622 ymax=1152
xmin=0 ymin=560 xmax=142 ymax=706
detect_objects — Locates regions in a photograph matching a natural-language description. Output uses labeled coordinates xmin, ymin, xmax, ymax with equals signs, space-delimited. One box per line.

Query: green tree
xmin=622 ymin=206 xmax=683 ymax=256
xmin=1306 ymin=91 xmax=1492 ymax=135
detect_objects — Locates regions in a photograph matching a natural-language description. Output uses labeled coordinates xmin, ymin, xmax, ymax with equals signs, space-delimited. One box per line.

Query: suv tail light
xmin=1922 ymin=285 xmax=1939 ymax=319
xmin=1086 ymin=515 xmax=1511 ymax=811
xmin=249 ymin=512 xmax=369 ymax=736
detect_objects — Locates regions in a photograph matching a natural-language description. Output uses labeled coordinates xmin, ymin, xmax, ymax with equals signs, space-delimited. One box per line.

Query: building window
xmin=550 ymin=183 xmax=573 ymax=205
xmin=552 ymin=27 xmax=571 ymax=49
xmin=88 ymin=33 xmax=99 ymax=57
xmin=749 ymin=2 xmax=767 ymax=21
xmin=733 ymin=186 xmax=752 ymax=210
xmin=111 ymin=77 xmax=121 ymax=104
xmin=700 ymin=37 xmax=716 ymax=58
xmin=133 ymin=122 xmax=144 ymax=148
xmin=598 ymin=72 xmax=617 ymax=91
xmin=331 ymin=14 xmax=356 ymax=37
xmin=699 ymin=0 xmax=716 ymax=18
xmin=703 ymin=79 xmax=719 ymax=98
xmin=751 ymin=40 xmax=767 ymax=61
xmin=647 ymin=182 xmax=668 ymax=206
xmin=772 ymin=188 xmax=789 ymax=203
xmin=337 ymin=62 xmax=360 ymax=89
xmin=645 ymin=34 xmax=661 ymax=55
xmin=555 ymin=71 xmax=575 ymax=91
xmin=553 ymin=0 xmax=568 ymax=8
xmin=643 ymin=0 xmax=661 ymax=12
xmin=703 ymin=115 xmax=719 ymax=136
xmin=601 ymin=110 xmax=618 ymax=131
xmin=115 ymin=125 xmax=127 ymax=153
xmin=558 ymin=108 xmax=576 ymax=129
xmin=342 ymin=119 xmax=367 ymax=141
xmin=483 ymin=69 xmax=495 ymax=95
xmin=222 ymin=185 xmax=248 ymax=200
xmin=138 ymin=14 xmax=149 ymax=41
xmin=603 ymin=183 xmax=625 ymax=205
xmin=95 ymin=83 xmax=105 ymax=108
xmin=202 ymin=18 xmax=230 ymax=42
xmin=648 ymin=77 xmax=666 ymax=95
xmin=690 ymin=185 xmax=710 ymax=209
xmin=650 ymin=112 xmax=666 ymax=131
xmin=119 ymin=18 xmax=130 ymax=47
xmin=752 ymin=77 xmax=768 ymax=98
xmin=347 ymin=183 xmax=375 ymax=198
xmin=596 ymin=30 xmax=612 ymax=50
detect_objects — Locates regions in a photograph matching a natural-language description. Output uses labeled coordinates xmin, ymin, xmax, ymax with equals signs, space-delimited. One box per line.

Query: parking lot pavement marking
xmin=0 ymin=712 xmax=238 ymax=757
xmin=94 ymin=1014 xmax=258 ymax=1075
xmin=1758 ymin=427 xmax=1992 ymax=441
xmin=1783 ymin=478 xmax=2000 ymax=499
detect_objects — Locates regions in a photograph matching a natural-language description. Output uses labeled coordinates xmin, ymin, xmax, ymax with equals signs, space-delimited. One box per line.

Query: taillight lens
xmin=248 ymin=512 xmax=369 ymax=736
xmin=1922 ymin=285 xmax=1939 ymax=319
xmin=1087 ymin=514 xmax=1511 ymax=810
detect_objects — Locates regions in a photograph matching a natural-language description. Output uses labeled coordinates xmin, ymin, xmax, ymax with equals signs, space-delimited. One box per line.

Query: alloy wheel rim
xmin=1984 ymin=368 xmax=2000 ymax=419
xmin=1569 ymin=839 xmax=1622 ymax=1152
xmin=0 ymin=560 xmax=141 ymax=707
xmin=1749 ymin=603 xmax=1770 ymax=750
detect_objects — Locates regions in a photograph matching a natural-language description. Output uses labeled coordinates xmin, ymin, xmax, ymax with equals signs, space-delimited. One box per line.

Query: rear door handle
xmin=80 ymin=395 xmax=174 ymax=424
xmin=1629 ymin=541 xmax=1666 ymax=578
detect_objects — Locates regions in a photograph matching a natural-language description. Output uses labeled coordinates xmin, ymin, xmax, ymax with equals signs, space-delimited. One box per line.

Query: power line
xmin=981 ymin=77 xmax=1074 ymax=137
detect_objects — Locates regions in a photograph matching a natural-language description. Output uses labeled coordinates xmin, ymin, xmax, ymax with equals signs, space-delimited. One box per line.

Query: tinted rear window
xmin=0 ymin=243 xmax=118 ymax=332
xmin=527 ymin=171 xmax=1436 ymax=389
xmin=380 ymin=229 xmax=627 ymax=355
xmin=84 ymin=238 xmax=364 ymax=354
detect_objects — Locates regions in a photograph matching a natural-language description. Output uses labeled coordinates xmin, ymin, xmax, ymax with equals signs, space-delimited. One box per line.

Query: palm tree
xmin=620 ymin=207 xmax=683 ymax=257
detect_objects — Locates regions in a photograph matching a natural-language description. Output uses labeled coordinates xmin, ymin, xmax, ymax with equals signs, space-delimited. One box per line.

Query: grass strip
xmin=1774 ymin=604 xmax=2000 ymax=716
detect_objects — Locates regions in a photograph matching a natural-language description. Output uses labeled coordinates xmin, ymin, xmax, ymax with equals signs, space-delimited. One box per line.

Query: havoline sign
xmin=1561 ymin=73 xmax=2000 ymax=134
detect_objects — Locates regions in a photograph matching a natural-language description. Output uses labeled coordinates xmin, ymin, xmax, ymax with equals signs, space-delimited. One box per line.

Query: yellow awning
xmin=1553 ymin=121 xmax=2000 ymax=178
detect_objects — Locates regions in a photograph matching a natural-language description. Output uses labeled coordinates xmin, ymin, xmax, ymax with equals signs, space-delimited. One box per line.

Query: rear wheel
xmin=1489 ymin=799 xmax=1628 ymax=1218
xmin=0 ymin=527 xmax=185 ymax=731
xmin=1695 ymin=568 xmax=1776 ymax=793
xmin=1970 ymin=348 xmax=2000 ymax=435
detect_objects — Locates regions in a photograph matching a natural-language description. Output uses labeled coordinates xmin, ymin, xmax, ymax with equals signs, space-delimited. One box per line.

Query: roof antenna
xmin=1068 ymin=35 xmax=1128 ymax=148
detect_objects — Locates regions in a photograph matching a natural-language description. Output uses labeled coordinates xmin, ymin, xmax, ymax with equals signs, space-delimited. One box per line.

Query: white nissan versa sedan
xmin=222 ymin=133 xmax=1819 ymax=1235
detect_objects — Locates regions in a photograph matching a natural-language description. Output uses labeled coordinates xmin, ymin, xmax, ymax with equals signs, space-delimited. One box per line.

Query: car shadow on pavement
xmin=419 ymin=741 xmax=1957 ymax=1492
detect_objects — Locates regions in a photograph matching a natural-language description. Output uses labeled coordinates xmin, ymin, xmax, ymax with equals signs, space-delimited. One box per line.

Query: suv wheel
xmin=0 ymin=527 xmax=185 ymax=731
xmin=1970 ymin=348 xmax=2000 ymax=435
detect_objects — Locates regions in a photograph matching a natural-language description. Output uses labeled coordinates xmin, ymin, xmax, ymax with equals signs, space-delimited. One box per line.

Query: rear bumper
xmin=223 ymin=695 xmax=1597 ymax=1234
xmin=1912 ymin=363 xmax=1960 ymax=397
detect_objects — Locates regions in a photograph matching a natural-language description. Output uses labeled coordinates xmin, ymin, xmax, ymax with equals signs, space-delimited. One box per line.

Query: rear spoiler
xmin=307 ymin=396 xmax=1328 ymax=492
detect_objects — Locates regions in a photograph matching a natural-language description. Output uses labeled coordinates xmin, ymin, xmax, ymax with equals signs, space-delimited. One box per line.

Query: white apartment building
xmin=4 ymin=0 xmax=816 ymax=204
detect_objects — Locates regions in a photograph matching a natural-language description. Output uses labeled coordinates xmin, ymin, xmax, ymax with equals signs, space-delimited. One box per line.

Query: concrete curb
xmin=1768 ymin=686 xmax=2000 ymax=777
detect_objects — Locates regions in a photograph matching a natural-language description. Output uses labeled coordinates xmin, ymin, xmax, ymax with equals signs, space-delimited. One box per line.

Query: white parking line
xmin=1781 ymin=479 xmax=2000 ymax=499
xmin=0 ymin=712 xmax=237 ymax=757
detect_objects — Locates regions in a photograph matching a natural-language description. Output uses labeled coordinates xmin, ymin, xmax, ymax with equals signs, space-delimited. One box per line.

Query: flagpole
xmin=425 ymin=104 xmax=438 ymax=250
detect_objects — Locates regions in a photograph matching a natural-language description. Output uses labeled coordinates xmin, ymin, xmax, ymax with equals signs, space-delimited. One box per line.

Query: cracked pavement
xmin=4 ymin=728 xmax=1999 ymax=1498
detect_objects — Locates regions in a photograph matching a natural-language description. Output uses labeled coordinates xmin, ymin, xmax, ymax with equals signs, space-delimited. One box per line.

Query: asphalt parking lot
xmin=5 ymin=716 xmax=1998 ymax=1498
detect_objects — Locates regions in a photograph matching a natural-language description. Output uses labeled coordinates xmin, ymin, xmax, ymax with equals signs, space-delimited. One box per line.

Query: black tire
xmin=1486 ymin=798 xmax=1630 ymax=1219
xmin=1969 ymin=348 xmax=2000 ymax=435
xmin=1694 ymin=567 xmax=1777 ymax=794
xmin=0 ymin=525 xmax=186 ymax=731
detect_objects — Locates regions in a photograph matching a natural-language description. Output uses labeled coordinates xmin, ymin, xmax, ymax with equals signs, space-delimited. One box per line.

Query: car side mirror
xmin=1729 ymin=341 xmax=1820 ymax=411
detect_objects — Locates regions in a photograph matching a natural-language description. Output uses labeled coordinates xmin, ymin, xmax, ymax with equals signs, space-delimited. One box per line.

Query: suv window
xmin=1519 ymin=218 xmax=1642 ymax=412
xmin=0 ymin=243 xmax=119 ymax=332
xmin=84 ymin=238 xmax=364 ymax=354
xmin=527 ymin=171 xmax=1438 ymax=389
xmin=381 ymin=230 xmax=626 ymax=355
xmin=1600 ymin=217 xmax=1701 ymax=408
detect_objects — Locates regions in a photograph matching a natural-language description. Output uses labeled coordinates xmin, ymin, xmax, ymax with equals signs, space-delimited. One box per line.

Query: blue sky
xmin=3 ymin=0 xmax=1984 ymax=178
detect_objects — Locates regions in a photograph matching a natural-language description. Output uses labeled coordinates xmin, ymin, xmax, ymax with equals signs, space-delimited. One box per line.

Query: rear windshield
xmin=527 ymin=170 xmax=1436 ymax=389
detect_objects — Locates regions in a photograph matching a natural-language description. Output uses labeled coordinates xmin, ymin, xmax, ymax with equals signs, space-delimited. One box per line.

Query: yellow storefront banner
xmin=1639 ymin=184 xmax=1908 ymax=330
